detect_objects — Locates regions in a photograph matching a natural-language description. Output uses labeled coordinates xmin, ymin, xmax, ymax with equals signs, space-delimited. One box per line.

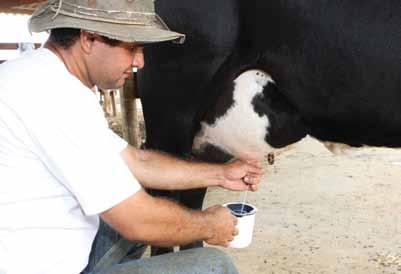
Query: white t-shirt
xmin=0 ymin=48 xmax=141 ymax=274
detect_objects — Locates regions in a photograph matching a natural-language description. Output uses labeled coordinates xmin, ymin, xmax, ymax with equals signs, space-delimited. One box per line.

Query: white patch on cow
xmin=193 ymin=69 xmax=275 ymax=161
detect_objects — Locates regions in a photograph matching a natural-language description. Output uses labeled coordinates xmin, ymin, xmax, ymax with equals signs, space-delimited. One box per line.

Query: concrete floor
xmin=204 ymin=137 xmax=401 ymax=274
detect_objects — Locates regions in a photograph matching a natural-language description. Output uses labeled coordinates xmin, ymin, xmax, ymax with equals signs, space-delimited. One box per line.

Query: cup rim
xmin=223 ymin=202 xmax=258 ymax=216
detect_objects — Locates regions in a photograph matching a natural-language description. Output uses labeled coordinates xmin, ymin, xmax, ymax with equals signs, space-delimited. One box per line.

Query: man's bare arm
xmin=100 ymin=189 xmax=237 ymax=247
xmin=120 ymin=145 xmax=263 ymax=191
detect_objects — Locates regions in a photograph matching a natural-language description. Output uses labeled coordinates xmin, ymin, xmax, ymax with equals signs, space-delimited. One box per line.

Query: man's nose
xmin=132 ymin=47 xmax=144 ymax=69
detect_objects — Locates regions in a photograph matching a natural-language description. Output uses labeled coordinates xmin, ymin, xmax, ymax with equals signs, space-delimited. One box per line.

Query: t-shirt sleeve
xmin=25 ymin=94 xmax=141 ymax=216
xmin=107 ymin=127 xmax=129 ymax=153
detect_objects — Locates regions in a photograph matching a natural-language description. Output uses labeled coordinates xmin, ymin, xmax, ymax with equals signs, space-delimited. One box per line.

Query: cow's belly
xmin=192 ymin=70 xmax=274 ymax=161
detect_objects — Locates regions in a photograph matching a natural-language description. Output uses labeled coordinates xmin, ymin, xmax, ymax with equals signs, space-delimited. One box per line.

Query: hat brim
xmin=29 ymin=7 xmax=185 ymax=44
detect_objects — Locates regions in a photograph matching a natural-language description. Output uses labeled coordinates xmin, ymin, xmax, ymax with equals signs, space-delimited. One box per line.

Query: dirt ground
xmin=203 ymin=136 xmax=401 ymax=274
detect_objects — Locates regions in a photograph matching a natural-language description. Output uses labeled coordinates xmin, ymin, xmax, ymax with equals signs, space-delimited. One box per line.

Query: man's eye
xmin=126 ymin=45 xmax=143 ymax=53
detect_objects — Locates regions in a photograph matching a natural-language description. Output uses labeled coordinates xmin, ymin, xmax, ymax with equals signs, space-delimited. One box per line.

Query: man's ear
xmin=79 ymin=31 xmax=95 ymax=54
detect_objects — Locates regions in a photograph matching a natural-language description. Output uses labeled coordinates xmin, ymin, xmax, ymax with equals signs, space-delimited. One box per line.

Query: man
xmin=0 ymin=0 xmax=263 ymax=274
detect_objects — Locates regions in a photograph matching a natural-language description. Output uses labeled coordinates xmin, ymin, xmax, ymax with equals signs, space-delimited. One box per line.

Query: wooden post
xmin=110 ymin=90 xmax=116 ymax=117
xmin=120 ymin=73 xmax=141 ymax=148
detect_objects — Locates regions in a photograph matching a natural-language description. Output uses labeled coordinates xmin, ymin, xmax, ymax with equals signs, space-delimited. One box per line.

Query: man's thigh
xmin=81 ymin=221 xmax=147 ymax=274
xmin=94 ymin=247 xmax=239 ymax=274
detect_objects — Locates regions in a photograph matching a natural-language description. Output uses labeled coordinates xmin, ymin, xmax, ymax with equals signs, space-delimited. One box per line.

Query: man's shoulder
xmin=0 ymin=48 xmax=86 ymax=115
xmin=0 ymin=48 xmax=84 ymax=97
xmin=0 ymin=48 xmax=59 ymax=86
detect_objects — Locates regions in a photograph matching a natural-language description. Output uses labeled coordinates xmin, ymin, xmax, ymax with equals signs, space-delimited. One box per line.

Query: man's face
xmin=86 ymin=34 xmax=144 ymax=90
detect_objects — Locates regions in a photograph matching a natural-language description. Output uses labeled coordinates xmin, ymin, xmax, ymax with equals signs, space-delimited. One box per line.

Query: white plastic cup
xmin=223 ymin=202 xmax=257 ymax=248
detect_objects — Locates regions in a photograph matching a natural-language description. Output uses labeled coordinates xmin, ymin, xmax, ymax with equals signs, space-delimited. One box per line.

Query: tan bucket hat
xmin=28 ymin=0 xmax=185 ymax=44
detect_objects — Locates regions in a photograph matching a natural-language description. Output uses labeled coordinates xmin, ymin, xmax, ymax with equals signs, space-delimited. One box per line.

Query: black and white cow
xmin=137 ymin=0 xmax=401 ymax=254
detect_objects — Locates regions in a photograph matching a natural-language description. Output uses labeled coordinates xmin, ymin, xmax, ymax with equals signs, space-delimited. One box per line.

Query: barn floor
xmin=203 ymin=137 xmax=401 ymax=274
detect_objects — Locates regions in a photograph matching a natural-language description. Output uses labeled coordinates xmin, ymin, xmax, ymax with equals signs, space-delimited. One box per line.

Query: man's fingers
xmin=243 ymin=174 xmax=262 ymax=185
xmin=242 ymin=175 xmax=260 ymax=191
xmin=246 ymin=160 xmax=262 ymax=168
xmin=249 ymin=184 xmax=258 ymax=191
xmin=233 ymin=216 xmax=238 ymax=226
xmin=246 ymin=163 xmax=264 ymax=175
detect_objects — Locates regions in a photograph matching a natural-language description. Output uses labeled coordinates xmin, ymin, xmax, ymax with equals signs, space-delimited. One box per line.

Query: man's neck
xmin=44 ymin=41 xmax=94 ymax=89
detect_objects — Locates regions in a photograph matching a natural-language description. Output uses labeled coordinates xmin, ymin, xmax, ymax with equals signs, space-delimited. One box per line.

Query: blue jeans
xmin=81 ymin=221 xmax=239 ymax=274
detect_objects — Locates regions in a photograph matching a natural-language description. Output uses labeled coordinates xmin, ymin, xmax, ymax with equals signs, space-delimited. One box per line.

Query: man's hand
xmin=220 ymin=159 xmax=264 ymax=191
xmin=203 ymin=205 xmax=238 ymax=247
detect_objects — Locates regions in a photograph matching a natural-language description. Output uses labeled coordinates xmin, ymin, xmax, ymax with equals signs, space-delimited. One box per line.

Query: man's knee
xmin=187 ymin=247 xmax=239 ymax=274
xmin=93 ymin=247 xmax=238 ymax=274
